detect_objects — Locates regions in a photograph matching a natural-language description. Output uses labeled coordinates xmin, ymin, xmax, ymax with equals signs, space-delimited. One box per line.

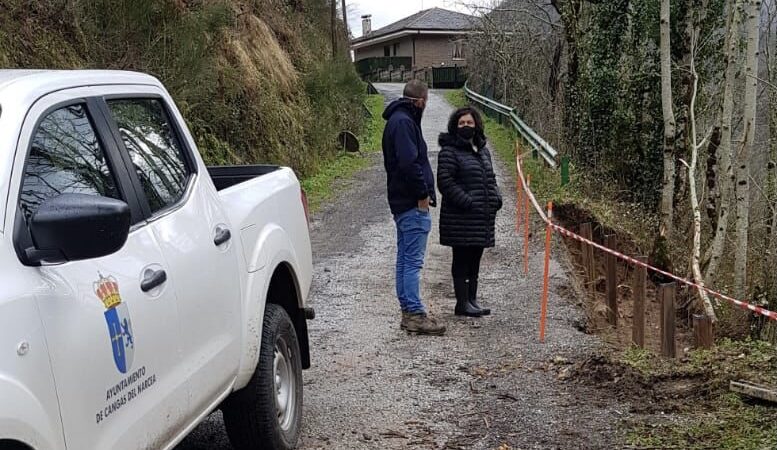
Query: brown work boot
xmin=400 ymin=312 xmax=413 ymax=330
xmin=401 ymin=312 xmax=446 ymax=335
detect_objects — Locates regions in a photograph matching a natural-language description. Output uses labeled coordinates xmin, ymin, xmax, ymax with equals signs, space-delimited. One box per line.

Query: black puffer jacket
xmin=437 ymin=132 xmax=502 ymax=248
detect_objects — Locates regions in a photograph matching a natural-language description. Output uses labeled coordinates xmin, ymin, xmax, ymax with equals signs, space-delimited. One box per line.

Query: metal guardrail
xmin=463 ymin=82 xmax=558 ymax=168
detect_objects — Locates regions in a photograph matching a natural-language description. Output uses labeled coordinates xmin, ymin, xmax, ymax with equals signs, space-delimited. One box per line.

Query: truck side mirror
xmin=25 ymin=193 xmax=131 ymax=265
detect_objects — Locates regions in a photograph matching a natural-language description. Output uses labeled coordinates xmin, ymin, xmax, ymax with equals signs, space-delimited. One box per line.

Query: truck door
xmin=100 ymin=96 xmax=243 ymax=414
xmin=11 ymin=93 xmax=189 ymax=449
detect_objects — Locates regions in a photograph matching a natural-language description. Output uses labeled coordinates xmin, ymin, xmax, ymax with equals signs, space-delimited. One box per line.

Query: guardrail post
xmin=539 ymin=202 xmax=553 ymax=342
xmin=561 ymin=157 xmax=570 ymax=186
xmin=523 ymin=175 xmax=531 ymax=275
xmin=660 ymin=282 xmax=677 ymax=358
xmin=633 ymin=256 xmax=647 ymax=348
xmin=605 ymin=234 xmax=618 ymax=327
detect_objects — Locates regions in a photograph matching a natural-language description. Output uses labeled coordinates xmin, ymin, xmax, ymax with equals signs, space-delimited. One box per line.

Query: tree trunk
xmin=561 ymin=0 xmax=583 ymax=157
xmin=734 ymin=0 xmax=761 ymax=297
xmin=660 ymin=0 xmax=677 ymax=238
xmin=331 ymin=0 xmax=337 ymax=58
xmin=768 ymin=2 xmax=777 ymax=301
xmin=688 ymin=49 xmax=718 ymax=322
xmin=341 ymin=0 xmax=348 ymax=38
xmin=705 ymin=0 xmax=743 ymax=283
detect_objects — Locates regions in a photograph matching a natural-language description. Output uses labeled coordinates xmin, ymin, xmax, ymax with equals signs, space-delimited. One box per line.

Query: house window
xmin=452 ymin=39 xmax=465 ymax=60
xmin=393 ymin=43 xmax=399 ymax=56
xmin=384 ymin=46 xmax=391 ymax=57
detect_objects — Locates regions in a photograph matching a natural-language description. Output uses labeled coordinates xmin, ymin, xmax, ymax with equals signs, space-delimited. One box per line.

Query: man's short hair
xmin=403 ymin=80 xmax=428 ymax=99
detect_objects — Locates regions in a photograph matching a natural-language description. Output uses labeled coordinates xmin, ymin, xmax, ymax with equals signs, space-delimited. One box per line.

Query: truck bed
xmin=207 ymin=165 xmax=281 ymax=191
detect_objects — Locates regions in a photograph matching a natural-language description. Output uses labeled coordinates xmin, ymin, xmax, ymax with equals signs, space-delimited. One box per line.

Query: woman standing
xmin=437 ymin=107 xmax=502 ymax=317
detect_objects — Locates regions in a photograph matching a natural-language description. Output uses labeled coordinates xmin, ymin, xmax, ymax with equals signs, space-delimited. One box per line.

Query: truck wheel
xmin=223 ymin=303 xmax=303 ymax=450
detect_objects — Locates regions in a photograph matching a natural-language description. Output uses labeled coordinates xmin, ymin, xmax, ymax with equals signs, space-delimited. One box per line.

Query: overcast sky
xmin=346 ymin=0 xmax=482 ymax=38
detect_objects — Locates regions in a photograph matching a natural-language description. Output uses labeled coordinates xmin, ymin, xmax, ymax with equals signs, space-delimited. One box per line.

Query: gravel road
xmin=177 ymin=84 xmax=628 ymax=450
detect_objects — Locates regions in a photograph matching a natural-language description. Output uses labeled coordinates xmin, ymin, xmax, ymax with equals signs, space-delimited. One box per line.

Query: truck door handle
xmin=214 ymin=227 xmax=232 ymax=246
xmin=141 ymin=269 xmax=167 ymax=292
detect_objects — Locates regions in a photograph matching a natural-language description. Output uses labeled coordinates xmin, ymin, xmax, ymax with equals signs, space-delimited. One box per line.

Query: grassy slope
xmin=0 ymin=0 xmax=364 ymax=178
xmin=301 ymin=95 xmax=384 ymax=211
xmin=445 ymin=88 xmax=777 ymax=450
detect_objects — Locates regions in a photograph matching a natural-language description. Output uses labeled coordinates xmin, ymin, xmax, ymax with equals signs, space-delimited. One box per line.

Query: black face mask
xmin=412 ymin=105 xmax=424 ymax=122
xmin=457 ymin=126 xmax=476 ymax=141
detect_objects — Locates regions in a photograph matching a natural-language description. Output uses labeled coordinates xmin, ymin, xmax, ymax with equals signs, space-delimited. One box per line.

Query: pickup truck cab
xmin=0 ymin=70 xmax=314 ymax=450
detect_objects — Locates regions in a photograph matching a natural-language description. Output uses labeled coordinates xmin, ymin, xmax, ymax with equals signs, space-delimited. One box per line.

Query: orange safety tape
xmin=515 ymin=152 xmax=777 ymax=322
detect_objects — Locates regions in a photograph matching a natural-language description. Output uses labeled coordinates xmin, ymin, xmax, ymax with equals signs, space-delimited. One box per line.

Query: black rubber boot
xmin=469 ymin=279 xmax=491 ymax=316
xmin=454 ymin=278 xmax=483 ymax=317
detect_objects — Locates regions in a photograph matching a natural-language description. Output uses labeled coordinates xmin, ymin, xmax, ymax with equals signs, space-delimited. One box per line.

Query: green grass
xmin=301 ymin=94 xmax=384 ymax=211
xmin=626 ymin=394 xmax=777 ymax=450
xmin=620 ymin=339 xmax=777 ymax=449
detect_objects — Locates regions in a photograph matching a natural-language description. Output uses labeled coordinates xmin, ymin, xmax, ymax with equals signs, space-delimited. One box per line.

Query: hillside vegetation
xmin=0 ymin=0 xmax=364 ymax=176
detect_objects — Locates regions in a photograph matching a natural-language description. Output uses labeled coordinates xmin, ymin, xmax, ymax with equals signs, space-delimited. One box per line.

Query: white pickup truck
xmin=0 ymin=70 xmax=314 ymax=450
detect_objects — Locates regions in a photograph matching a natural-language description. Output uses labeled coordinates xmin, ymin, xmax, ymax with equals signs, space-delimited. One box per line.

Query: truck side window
xmin=19 ymin=104 xmax=120 ymax=221
xmin=107 ymin=99 xmax=191 ymax=214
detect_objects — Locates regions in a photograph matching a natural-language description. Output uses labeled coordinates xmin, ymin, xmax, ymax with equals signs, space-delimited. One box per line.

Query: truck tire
xmin=222 ymin=303 xmax=303 ymax=450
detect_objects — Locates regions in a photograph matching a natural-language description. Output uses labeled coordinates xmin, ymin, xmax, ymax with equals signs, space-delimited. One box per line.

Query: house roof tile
xmin=352 ymin=8 xmax=477 ymax=44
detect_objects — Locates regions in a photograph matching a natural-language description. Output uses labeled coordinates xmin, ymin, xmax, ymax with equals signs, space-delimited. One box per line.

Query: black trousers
xmin=451 ymin=246 xmax=484 ymax=280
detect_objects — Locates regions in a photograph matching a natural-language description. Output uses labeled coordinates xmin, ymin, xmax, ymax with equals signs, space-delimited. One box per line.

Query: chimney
xmin=361 ymin=14 xmax=372 ymax=35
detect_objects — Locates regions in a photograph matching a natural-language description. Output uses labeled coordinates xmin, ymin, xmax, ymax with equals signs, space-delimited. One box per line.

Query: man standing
xmin=382 ymin=80 xmax=446 ymax=335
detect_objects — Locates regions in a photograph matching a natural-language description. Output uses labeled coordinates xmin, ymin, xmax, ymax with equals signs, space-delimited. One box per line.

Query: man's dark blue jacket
xmin=381 ymin=98 xmax=436 ymax=215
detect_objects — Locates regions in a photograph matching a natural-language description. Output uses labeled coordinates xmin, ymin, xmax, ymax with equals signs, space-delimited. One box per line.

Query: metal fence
xmin=463 ymin=82 xmax=558 ymax=168
xmin=355 ymin=57 xmax=413 ymax=76
xmin=361 ymin=66 xmax=467 ymax=89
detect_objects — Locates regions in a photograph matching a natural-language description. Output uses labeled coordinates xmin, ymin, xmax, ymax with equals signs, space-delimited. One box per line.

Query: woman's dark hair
xmin=447 ymin=106 xmax=484 ymax=136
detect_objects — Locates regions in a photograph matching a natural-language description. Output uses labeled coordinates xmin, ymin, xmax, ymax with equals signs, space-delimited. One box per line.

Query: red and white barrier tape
xmin=515 ymin=153 xmax=777 ymax=322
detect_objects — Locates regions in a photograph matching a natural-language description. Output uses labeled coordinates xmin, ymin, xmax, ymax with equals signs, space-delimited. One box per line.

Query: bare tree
xmin=766 ymin=0 xmax=777 ymax=297
xmin=684 ymin=31 xmax=718 ymax=322
xmin=705 ymin=0 xmax=743 ymax=283
xmin=734 ymin=0 xmax=763 ymax=297
xmin=660 ymin=0 xmax=677 ymax=239
xmin=465 ymin=0 xmax=564 ymax=145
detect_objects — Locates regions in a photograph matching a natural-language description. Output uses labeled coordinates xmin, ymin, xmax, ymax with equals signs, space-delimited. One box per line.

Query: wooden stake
xmin=516 ymin=152 xmax=523 ymax=234
xmin=693 ymin=314 xmax=714 ymax=349
xmin=633 ymin=256 xmax=647 ymax=348
xmin=605 ymin=235 xmax=618 ymax=327
xmin=580 ymin=223 xmax=595 ymax=296
xmin=539 ymin=202 xmax=553 ymax=342
xmin=523 ymin=175 xmax=531 ymax=275
xmin=660 ymin=282 xmax=676 ymax=358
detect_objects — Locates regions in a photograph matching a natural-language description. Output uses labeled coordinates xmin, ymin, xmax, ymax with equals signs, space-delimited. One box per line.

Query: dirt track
xmin=177 ymin=84 xmax=628 ymax=450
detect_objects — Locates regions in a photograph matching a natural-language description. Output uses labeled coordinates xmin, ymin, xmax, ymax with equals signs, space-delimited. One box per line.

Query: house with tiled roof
xmin=351 ymin=8 xmax=477 ymax=77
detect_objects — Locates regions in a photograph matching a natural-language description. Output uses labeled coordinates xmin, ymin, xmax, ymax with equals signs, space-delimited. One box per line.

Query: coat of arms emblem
xmin=94 ymin=274 xmax=134 ymax=374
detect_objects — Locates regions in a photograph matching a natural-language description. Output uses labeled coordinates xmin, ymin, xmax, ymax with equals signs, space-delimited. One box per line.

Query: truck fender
xmin=234 ymin=228 xmax=305 ymax=389
xmin=0 ymin=375 xmax=64 ymax=450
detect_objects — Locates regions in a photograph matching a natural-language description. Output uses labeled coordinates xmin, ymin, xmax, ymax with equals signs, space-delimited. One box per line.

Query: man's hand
xmin=418 ymin=197 xmax=431 ymax=210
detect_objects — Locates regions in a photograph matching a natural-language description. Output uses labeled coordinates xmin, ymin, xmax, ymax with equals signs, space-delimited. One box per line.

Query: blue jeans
xmin=393 ymin=208 xmax=432 ymax=314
